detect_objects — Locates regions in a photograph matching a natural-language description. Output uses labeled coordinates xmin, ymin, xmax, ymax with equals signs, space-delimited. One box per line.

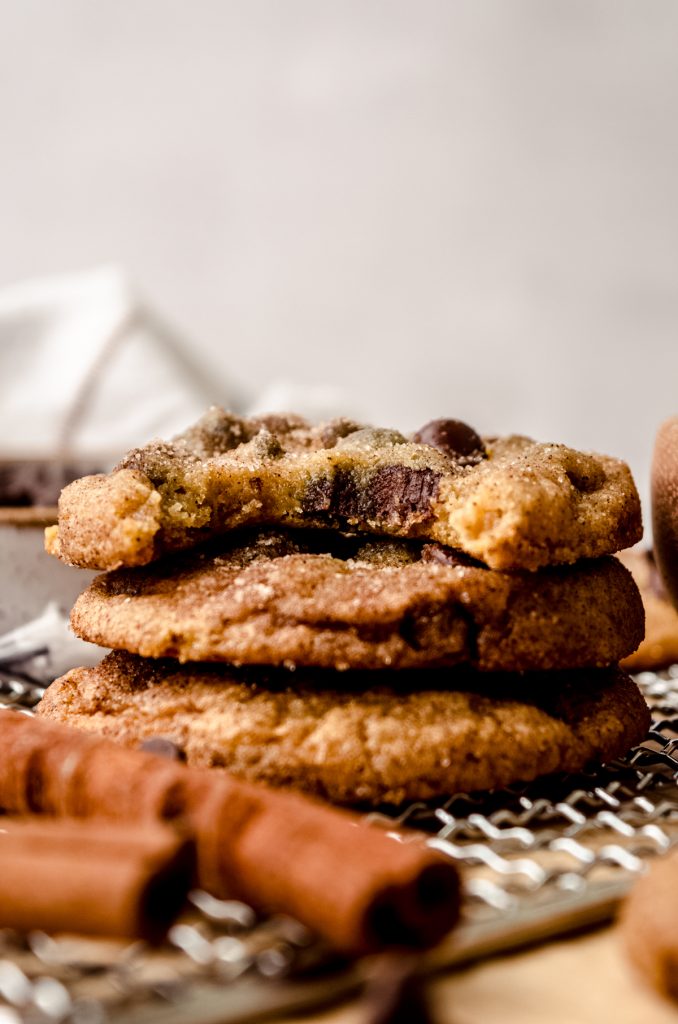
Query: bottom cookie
xmin=38 ymin=653 xmax=650 ymax=805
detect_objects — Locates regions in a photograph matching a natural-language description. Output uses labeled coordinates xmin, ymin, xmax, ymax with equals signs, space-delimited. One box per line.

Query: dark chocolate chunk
xmin=302 ymin=467 xmax=440 ymax=526
xmin=413 ymin=419 xmax=486 ymax=466
xmin=138 ymin=737 xmax=186 ymax=762
xmin=361 ymin=467 xmax=440 ymax=522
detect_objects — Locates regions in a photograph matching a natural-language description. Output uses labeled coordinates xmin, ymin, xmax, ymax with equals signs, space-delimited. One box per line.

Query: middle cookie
xmin=71 ymin=529 xmax=644 ymax=672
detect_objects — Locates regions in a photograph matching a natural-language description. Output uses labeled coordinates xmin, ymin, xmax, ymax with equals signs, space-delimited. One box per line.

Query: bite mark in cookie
xmin=46 ymin=408 xmax=642 ymax=572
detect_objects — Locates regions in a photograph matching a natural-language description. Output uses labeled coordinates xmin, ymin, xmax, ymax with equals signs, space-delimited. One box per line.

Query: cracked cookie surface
xmin=70 ymin=529 xmax=644 ymax=672
xmin=45 ymin=409 xmax=642 ymax=572
xmin=38 ymin=653 xmax=650 ymax=805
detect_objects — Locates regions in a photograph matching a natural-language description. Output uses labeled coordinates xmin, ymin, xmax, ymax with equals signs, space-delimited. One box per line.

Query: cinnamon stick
xmin=0 ymin=816 xmax=193 ymax=941
xmin=0 ymin=714 xmax=459 ymax=953
xmin=188 ymin=777 xmax=459 ymax=953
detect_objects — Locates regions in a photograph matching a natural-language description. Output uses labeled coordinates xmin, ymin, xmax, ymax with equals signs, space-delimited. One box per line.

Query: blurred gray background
xmin=1 ymin=0 xmax=677 ymax=512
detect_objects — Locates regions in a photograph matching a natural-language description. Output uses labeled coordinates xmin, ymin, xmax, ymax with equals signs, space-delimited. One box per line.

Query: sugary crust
xmin=46 ymin=409 xmax=642 ymax=571
xmin=619 ymin=549 xmax=678 ymax=671
xmin=70 ymin=530 xmax=645 ymax=672
xmin=38 ymin=654 xmax=650 ymax=805
xmin=45 ymin=470 xmax=162 ymax=568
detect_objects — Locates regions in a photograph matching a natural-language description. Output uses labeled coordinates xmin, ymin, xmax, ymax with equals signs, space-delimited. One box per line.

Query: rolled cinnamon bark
xmin=653 ymin=416 xmax=678 ymax=611
xmin=0 ymin=816 xmax=193 ymax=941
xmin=188 ymin=778 xmax=459 ymax=953
xmin=0 ymin=713 xmax=459 ymax=953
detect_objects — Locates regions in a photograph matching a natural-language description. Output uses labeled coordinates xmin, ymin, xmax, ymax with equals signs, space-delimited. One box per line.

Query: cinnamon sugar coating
xmin=45 ymin=409 xmax=641 ymax=572
xmin=70 ymin=530 xmax=644 ymax=672
xmin=38 ymin=654 xmax=650 ymax=805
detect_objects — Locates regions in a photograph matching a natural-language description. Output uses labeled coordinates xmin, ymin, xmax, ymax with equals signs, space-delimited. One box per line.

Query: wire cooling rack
xmin=1 ymin=666 xmax=678 ymax=1023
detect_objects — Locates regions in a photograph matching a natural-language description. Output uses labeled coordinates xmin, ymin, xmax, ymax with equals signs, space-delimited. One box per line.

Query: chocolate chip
xmin=413 ymin=419 xmax=486 ymax=466
xmin=139 ymin=737 xmax=186 ymax=762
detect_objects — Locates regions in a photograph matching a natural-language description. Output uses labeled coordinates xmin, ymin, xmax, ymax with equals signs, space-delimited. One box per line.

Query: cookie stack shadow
xmin=39 ymin=411 xmax=651 ymax=807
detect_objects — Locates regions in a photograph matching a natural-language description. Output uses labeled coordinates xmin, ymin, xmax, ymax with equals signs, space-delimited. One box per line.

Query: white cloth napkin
xmin=0 ymin=265 xmax=228 ymax=460
xmin=0 ymin=603 xmax=102 ymax=681
xmin=0 ymin=265 xmax=367 ymax=462
xmin=248 ymin=379 xmax=367 ymax=424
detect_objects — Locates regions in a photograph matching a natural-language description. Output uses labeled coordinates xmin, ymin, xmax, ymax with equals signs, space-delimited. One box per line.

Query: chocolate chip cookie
xmin=38 ymin=653 xmax=650 ymax=805
xmin=70 ymin=529 xmax=644 ymax=672
xmin=45 ymin=409 xmax=641 ymax=572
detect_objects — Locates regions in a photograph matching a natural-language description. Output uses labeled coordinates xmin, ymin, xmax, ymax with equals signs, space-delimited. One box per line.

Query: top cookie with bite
xmin=45 ymin=409 xmax=641 ymax=572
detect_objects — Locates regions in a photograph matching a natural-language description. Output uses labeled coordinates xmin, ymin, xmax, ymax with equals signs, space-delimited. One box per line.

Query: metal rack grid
xmin=0 ymin=666 xmax=677 ymax=1022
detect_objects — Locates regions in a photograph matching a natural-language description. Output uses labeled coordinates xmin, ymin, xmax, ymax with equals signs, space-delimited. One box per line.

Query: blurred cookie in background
xmin=619 ymin=548 xmax=678 ymax=672
xmin=652 ymin=415 xmax=678 ymax=613
xmin=620 ymin=846 xmax=678 ymax=1002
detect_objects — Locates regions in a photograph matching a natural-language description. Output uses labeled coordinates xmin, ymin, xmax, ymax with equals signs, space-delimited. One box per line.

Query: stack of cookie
xmin=38 ymin=410 xmax=650 ymax=805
